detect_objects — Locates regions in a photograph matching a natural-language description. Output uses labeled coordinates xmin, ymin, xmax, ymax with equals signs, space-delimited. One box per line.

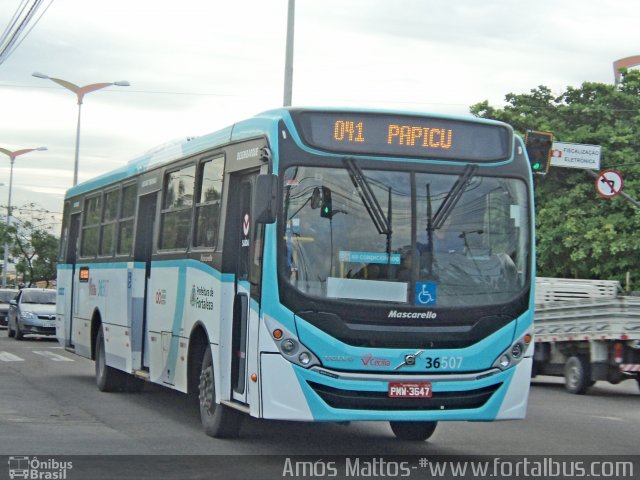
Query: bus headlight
xmin=493 ymin=331 xmax=532 ymax=371
xmin=511 ymin=343 xmax=523 ymax=359
xmin=264 ymin=315 xmax=320 ymax=369
xmin=498 ymin=355 xmax=511 ymax=369
xmin=298 ymin=352 xmax=312 ymax=365
xmin=281 ymin=339 xmax=297 ymax=355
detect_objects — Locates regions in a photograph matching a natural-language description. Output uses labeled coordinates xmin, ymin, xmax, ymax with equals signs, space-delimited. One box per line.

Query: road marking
xmin=0 ymin=351 xmax=24 ymax=362
xmin=32 ymin=351 xmax=74 ymax=362
xmin=591 ymin=415 xmax=624 ymax=422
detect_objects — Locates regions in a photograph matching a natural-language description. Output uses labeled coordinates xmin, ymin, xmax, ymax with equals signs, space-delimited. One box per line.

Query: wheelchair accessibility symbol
xmin=416 ymin=282 xmax=437 ymax=305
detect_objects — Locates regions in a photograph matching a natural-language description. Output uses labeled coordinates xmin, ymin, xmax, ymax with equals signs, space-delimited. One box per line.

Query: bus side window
xmin=80 ymin=194 xmax=101 ymax=258
xmin=100 ymin=188 xmax=119 ymax=257
xmin=159 ymin=164 xmax=196 ymax=250
xmin=194 ymin=156 xmax=224 ymax=249
xmin=117 ymin=183 xmax=137 ymax=256
xmin=59 ymin=202 xmax=70 ymax=262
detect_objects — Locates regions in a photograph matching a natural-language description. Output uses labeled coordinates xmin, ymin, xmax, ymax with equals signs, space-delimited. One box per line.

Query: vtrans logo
xmin=361 ymin=354 xmax=390 ymax=367
xmin=388 ymin=310 xmax=437 ymax=319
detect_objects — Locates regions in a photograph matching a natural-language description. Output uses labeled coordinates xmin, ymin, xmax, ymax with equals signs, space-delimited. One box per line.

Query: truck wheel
xmin=198 ymin=345 xmax=243 ymax=438
xmin=564 ymin=355 xmax=591 ymax=394
xmin=389 ymin=421 xmax=437 ymax=441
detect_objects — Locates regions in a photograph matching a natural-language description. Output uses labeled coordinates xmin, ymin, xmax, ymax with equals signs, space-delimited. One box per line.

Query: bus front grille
xmin=307 ymin=381 xmax=501 ymax=411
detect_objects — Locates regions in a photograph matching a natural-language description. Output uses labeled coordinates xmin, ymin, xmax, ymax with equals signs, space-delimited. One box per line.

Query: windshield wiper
xmin=344 ymin=158 xmax=391 ymax=236
xmin=343 ymin=158 xmax=393 ymax=257
xmin=431 ymin=164 xmax=478 ymax=230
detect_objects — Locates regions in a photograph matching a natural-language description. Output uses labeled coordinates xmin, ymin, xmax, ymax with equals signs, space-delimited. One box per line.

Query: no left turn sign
xmin=595 ymin=170 xmax=623 ymax=199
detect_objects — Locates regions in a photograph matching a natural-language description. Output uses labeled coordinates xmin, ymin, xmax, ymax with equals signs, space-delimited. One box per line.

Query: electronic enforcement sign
xmin=294 ymin=111 xmax=512 ymax=162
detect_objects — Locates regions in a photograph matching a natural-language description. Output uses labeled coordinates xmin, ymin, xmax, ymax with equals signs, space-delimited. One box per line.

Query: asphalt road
xmin=1 ymin=333 xmax=638 ymax=460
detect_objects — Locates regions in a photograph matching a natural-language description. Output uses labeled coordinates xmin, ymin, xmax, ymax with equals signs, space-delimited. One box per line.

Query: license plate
xmin=388 ymin=382 xmax=432 ymax=398
xmin=45 ymin=320 xmax=56 ymax=328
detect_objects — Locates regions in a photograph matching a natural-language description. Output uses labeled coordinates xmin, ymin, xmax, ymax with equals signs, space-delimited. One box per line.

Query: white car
xmin=7 ymin=288 xmax=57 ymax=340
xmin=0 ymin=288 xmax=18 ymax=328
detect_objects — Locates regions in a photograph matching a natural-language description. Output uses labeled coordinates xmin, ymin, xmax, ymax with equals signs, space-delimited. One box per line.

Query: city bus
xmin=56 ymin=108 xmax=535 ymax=441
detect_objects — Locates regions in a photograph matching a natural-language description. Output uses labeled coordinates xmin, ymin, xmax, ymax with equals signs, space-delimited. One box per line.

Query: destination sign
xmin=294 ymin=112 xmax=512 ymax=162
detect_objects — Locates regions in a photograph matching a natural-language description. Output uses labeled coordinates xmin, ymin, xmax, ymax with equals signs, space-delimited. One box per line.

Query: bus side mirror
xmin=255 ymin=174 xmax=278 ymax=224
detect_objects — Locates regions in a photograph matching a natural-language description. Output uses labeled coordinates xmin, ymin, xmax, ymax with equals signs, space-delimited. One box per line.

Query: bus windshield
xmin=282 ymin=164 xmax=529 ymax=308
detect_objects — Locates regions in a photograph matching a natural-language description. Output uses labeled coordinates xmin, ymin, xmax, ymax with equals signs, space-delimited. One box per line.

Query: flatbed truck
xmin=533 ymin=277 xmax=640 ymax=394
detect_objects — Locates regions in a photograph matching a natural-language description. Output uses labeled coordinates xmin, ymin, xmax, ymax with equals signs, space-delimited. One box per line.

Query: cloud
xmin=1 ymin=0 xmax=638 ymax=226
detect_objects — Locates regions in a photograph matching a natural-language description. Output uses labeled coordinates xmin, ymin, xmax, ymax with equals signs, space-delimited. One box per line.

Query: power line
xmin=0 ymin=0 xmax=55 ymax=66
xmin=0 ymin=82 xmax=243 ymax=98
xmin=4 ymin=82 xmax=640 ymax=113
xmin=0 ymin=0 xmax=31 ymax=52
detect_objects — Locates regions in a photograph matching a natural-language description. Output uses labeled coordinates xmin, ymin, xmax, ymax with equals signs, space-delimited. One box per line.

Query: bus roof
xmin=64 ymin=108 xmax=288 ymax=199
xmin=64 ymin=107 xmax=510 ymax=199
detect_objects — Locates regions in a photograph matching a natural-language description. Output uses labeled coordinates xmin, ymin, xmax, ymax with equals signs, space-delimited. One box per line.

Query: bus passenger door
xmin=229 ymin=171 xmax=263 ymax=404
xmin=133 ymin=192 xmax=157 ymax=370
xmin=65 ymin=213 xmax=81 ymax=348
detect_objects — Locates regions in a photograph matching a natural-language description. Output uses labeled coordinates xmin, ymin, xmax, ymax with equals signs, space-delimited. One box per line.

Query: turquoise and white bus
xmin=56 ymin=108 xmax=534 ymax=441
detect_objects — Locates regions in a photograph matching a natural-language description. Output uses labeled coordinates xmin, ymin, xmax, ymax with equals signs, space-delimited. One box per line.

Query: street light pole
xmin=283 ymin=0 xmax=295 ymax=107
xmin=0 ymin=146 xmax=48 ymax=288
xmin=32 ymin=72 xmax=130 ymax=186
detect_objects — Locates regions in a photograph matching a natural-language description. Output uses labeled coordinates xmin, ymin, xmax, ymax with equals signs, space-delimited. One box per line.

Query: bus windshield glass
xmin=282 ymin=165 xmax=529 ymax=308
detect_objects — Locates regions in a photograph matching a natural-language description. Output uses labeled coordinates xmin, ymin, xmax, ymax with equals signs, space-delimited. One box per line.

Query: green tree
xmin=471 ymin=70 xmax=640 ymax=289
xmin=6 ymin=203 xmax=59 ymax=286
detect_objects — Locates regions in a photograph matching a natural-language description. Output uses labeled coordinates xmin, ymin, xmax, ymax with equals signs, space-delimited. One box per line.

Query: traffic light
xmin=320 ymin=186 xmax=333 ymax=218
xmin=525 ymin=130 xmax=554 ymax=175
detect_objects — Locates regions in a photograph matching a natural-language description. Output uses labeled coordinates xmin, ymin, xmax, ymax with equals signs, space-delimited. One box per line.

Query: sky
xmin=0 ymin=0 xmax=638 ymax=232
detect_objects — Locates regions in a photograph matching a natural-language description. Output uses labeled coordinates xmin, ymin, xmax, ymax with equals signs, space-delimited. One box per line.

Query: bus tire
xmin=564 ymin=355 xmax=591 ymax=395
xmin=95 ymin=325 xmax=127 ymax=392
xmin=389 ymin=421 xmax=437 ymax=441
xmin=199 ymin=345 xmax=242 ymax=438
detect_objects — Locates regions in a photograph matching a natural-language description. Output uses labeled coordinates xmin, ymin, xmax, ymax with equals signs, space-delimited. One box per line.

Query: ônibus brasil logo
xmin=8 ymin=456 xmax=73 ymax=479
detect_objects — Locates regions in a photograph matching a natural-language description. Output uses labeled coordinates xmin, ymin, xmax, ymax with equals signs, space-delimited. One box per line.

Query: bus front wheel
xmin=198 ymin=345 xmax=243 ymax=438
xmin=389 ymin=421 xmax=437 ymax=441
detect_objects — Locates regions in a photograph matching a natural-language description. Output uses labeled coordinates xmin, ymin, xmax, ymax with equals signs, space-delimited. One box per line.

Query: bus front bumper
xmin=260 ymin=353 xmax=531 ymax=422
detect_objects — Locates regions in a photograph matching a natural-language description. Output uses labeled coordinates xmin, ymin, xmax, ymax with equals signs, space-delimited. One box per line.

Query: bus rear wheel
xmin=198 ymin=345 xmax=242 ymax=438
xmin=389 ymin=421 xmax=437 ymax=441
xmin=95 ymin=325 xmax=128 ymax=392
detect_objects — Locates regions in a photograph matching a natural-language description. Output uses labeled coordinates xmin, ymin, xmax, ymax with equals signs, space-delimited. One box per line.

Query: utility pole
xmin=283 ymin=0 xmax=295 ymax=107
